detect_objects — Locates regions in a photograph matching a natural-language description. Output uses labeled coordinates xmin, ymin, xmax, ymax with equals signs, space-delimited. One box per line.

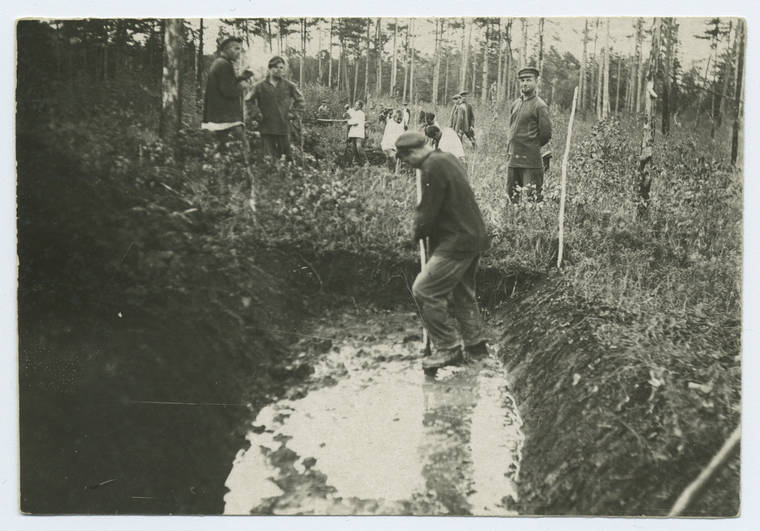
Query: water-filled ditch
xmin=224 ymin=308 xmax=524 ymax=516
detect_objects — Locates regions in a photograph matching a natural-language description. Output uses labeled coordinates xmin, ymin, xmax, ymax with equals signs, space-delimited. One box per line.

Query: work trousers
xmin=214 ymin=125 xmax=249 ymax=165
xmin=344 ymin=137 xmax=367 ymax=166
xmin=507 ymin=166 xmax=544 ymax=202
xmin=383 ymin=149 xmax=397 ymax=171
xmin=261 ymin=134 xmax=292 ymax=162
xmin=412 ymin=252 xmax=488 ymax=353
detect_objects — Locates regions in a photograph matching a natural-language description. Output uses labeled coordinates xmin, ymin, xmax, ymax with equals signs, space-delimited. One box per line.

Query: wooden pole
xmin=416 ymin=168 xmax=431 ymax=356
xmin=558 ymin=86 xmax=579 ymax=269
xmin=668 ymin=425 xmax=741 ymax=517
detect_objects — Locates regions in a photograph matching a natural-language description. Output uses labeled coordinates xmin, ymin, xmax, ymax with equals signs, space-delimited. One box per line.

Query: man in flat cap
xmin=249 ymin=56 xmax=305 ymax=162
xmin=507 ymin=66 xmax=552 ymax=202
xmin=458 ymin=91 xmax=477 ymax=147
xmin=451 ymin=94 xmax=470 ymax=143
xmin=202 ymin=36 xmax=254 ymax=158
xmin=395 ymin=131 xmax=491 ymax=372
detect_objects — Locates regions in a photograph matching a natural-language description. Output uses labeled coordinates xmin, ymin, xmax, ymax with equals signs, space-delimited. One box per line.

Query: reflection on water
xmin=223 ymin=312 xmax=524 ymax=515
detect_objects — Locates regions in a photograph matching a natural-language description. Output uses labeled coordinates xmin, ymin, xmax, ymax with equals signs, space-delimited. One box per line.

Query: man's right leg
xmin=261 ymin=135 xmax=279 ymax=162
xmin=412 ymin=253 xmax=475 ymax=358
xmin=507 ymin=166 xmax=521 ymax=202
xmin=451 ymin=255 xmax=490 ymax=356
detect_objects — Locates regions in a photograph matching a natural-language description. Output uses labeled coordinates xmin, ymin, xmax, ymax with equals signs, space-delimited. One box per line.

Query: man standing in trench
xmin=395 ymin=131 xmax=491 ymax=372
xmin=507 ymin=66 xmax=552 ymax=202
xmin=249 ymin=56 xmax=305 ymax=163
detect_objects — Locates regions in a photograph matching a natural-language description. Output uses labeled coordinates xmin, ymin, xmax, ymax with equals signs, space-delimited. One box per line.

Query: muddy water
xmin=223 ymin=309 xmax=524 ymax=515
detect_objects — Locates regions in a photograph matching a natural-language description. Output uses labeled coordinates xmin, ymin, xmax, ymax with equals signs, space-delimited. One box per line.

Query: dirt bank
xmin=495 ymin=276 xmax=740 ymax=516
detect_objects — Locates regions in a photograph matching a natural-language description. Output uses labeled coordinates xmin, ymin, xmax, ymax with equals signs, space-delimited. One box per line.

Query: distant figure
xmin=417 ymin=110 xmax=427 ymax=130
xmin=449 ymin=94 xmax=460 ymax=129
xmin=345 ymin=100 xmax=368 ymax=166
xmin=425 ymin=125 xmax=465 ymax=164
xmin=317 ymin=100 xmax=330 ymax=118
xmin=507 ymin=66 xmax=552 ymax=202
xmin=201 ymin=37 xmax=254 ymax=158
xmin=249 ymin=56 xmax=305 ymax=162
xmin=458 ymin=91 xmax=477 ymax=147
xmin=394 ymin=131 xmax=491 ymax=372
xmin=452 ymin=95 xmax=470 ymax=142
xmin=425 ymin=112 xmax=438 ymax=128
xmin=402 ymin=101 xmax=411 ymax=130
xmin=381 ymin=109 xmax=405 ymax=171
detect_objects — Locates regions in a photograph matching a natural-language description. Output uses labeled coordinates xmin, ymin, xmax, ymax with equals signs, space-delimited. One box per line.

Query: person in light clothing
xmin=381 ymin=109 xmax=405 ymax=171
xmin=425 ymin=125 xmax=466 ymax=164
xmin=344 ymin=100 xmax=367 ymax=166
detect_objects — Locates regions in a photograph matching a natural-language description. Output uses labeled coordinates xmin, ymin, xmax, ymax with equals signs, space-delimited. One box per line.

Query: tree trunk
xmin=460 ymin=18 xmax=469 ymax=92
xmin=638 ymin=17 xmax=661 ymax=217
xmin=391 ymin=18 xmax=398 ymax=97
xmin=496 ymin=18 xmax=503 ymax=103
xmin=364 ymin=20 xmax=371 ymax=99
xmin=579 ymin=18 xmax=588 ymax=115
xmin=159 ymin=19 xmax=182 ymax=142
xmin=299 ymin=18 xmax=305 ymax=88
xmin=376 ymin=18 xmax=383 ymax=98
xmin=402 ymin=23 xmax=409 ymax=102
xmin=520 ymin=18 xmax=527 ymax=67
xmin=662 ymin=18 xmax=675 ymax=135
xmin=537 ymin=17 xmax=544 ymax=93
xmin=731 ymin=19 xmax=745 ymax=166
xmin=444 ymin=48 xmax=450 ymax=103
xmin=591 ymin=18 xmax=599 ymax=113
xmin=596 ymin=24 xmax=604 ymax=120
xmin=471 ymin=50 xmax=477 ymax=95
xmin=504 ymin=19 xmax=512 ymax=101
xmin=353 ymin=55 xmax=360 ymax=103
xmin=602 ymin=18 xmax=611 ymax=118
xmin=481 ymin=23 xmax=489 ymax=105
xmin=432 ymin=19 xmax=441 ymax=105
xmin=409 ymin=18 xmax=415 ymax=104
xmin=197 ymin=18 xmax=204 ymax=99
xmin=328 ymin=19 xmax=333 ymax=88
xmin=718 ymin=20 xmax=733 ymax=127
xmin=615 ymin=55 xmax=623 ymax=113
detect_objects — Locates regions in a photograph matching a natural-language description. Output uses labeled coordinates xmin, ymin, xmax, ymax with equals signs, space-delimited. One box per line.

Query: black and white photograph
xmin=11 ymin=3 xmax=751 ymax=526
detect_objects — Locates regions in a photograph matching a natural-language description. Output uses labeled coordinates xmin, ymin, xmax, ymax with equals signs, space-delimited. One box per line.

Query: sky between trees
xmin=198 ymin=17 xmax=721 ymax=72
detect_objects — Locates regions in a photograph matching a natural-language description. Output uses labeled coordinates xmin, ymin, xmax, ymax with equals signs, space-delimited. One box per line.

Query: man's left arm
xmin=538 ymin=103 xmax=552 ymax=147
xmin=290 ymin=82 xmax=306 ymax=117
xmin=413 ymin=163 xmax=446 ymax=242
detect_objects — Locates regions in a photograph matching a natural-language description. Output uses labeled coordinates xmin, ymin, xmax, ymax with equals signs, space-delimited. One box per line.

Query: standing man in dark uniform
xmin=202 ymin=37 xmax=254 ymax=158
xmin=507 ymin=66 xmax=552 ymax=202
xmin=249 ymin=56 xmax=305 ymax=162
xmin=458 ymin=91 xmax=477 ymax=147
xmin=395 ymin=131 xmax=491 ymax=372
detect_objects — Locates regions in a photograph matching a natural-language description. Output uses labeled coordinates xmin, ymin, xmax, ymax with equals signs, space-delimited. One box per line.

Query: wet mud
xmin=224 ymin=308 xmax=524 ymax=516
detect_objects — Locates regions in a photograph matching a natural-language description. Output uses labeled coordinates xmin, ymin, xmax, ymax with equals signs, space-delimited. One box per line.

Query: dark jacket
xmin=203 ymin=57 xmax=245 ymax=124
xmin=414 ymin=151 xmax=490 ymax=257
xmin=250 ymin=77 xmax=305 ymax=135
xmin=508 ymin=93 xmax=552 ymax=168
xmin=465 ymin=101 xmax=475 ymax=128
xmin=452 ymin=103 xmax=469 ymax=136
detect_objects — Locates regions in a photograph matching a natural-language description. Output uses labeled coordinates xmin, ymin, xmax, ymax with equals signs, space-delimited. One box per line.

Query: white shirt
xmin=347 ymin=108 xmax=366 ymax=139
xmin=437 ymin=127 xmax=466 ymax=160
xmin=381 ymin=120 xmax=405 ymax=151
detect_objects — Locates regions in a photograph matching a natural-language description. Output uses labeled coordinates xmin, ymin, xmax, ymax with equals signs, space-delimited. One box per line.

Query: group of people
xmin=202 ymin=36 xmax=554 ymax=373
xmin=202 ymin=36 xmax=305 ymax=165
